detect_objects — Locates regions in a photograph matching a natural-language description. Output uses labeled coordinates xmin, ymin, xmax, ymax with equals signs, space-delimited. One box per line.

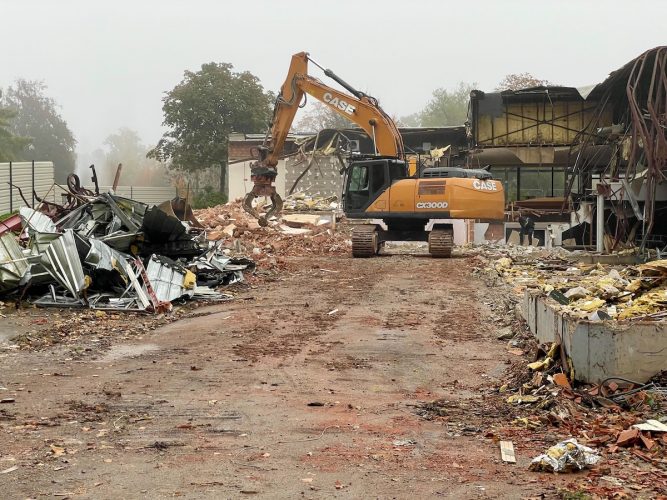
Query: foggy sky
xmin=2 ymin=0 xmax=666 ymax=170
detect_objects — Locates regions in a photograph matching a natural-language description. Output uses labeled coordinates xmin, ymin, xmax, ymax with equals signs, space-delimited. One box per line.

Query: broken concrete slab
xmin=222 ymin=224 xmax=236 ymax=237
xmin=278 ymin=225 xmax=312 ymax=235
xmin=282 ymin=213 xmax=322 ymax=228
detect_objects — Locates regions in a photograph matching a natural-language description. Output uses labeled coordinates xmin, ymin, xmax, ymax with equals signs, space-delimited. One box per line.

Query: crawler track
xmin=352 ymin=225 xmax=378 ymax=258
xmin=428 ymin=228 xmax=453 ymax=258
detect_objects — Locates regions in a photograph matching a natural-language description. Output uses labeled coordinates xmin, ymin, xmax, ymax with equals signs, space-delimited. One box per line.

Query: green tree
xmin=101 ymin=127 xmax=168 ymax=186
xmin=418 ymin=82 xmax=477 ymax=127
xmin=398 ymin=112 xmax=421 ymax=127
xmin=148 ymin=62 xmax=273 ymax=193
xmin=0 ymin=105 xmax=30 ymax=162
xmin=2 ymin=79 xmax=76 ymax=181
xmin=496 ymin=73 xmax=551 ymax=91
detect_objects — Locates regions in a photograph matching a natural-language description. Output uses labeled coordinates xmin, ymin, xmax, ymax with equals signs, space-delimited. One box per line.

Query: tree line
xmin=0 ymin=65 xmax=549 ymax=190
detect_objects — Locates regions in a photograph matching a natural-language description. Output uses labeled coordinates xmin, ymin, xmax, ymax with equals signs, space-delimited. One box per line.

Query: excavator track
xmin=428 ymin=229 xmax=453 ymax=258
xmin=352 ymin=225 xmax=378 ymax=258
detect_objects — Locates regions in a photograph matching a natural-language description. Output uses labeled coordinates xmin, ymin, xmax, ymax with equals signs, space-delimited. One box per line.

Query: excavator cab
xmin=343 ymin=158 xmax=408 ymax=213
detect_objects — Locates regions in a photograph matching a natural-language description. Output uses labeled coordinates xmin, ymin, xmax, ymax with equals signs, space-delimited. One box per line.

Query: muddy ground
xmin=0 ymin=247 xmax=664 ymax=498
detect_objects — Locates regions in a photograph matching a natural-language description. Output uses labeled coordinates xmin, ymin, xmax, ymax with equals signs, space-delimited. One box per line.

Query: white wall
xmin=228 ymin=160 xmax=286 ymax=202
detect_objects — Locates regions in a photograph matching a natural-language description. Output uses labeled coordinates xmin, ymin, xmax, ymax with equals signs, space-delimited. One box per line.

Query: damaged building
xmin=227 ymin=46 xmax=667 ymax=253
xmin=228 ymin=127 xmax=468 ymax=202
xmin=468 ymin=46 xmax=667 ymax=251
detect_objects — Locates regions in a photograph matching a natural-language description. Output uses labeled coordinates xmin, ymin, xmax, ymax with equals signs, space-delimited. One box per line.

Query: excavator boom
xmin=243 ymin=52 xmax=403 ymax=224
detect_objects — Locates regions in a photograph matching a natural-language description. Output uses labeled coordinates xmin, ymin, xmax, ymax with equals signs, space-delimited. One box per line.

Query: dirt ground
xmin=0 ymin=247 xmax=662 ymax=498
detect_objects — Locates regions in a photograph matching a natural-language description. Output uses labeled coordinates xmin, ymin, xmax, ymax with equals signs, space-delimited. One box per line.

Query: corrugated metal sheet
xmin=0 ymin=162 xmax=56 ymax=213
xmin=0 ymin=233 xmax=29 ymax=291
xmin=145 ymin=255 xmax=194 ymax=302
xmin=40 ymin=229 xmax=87 ymax=297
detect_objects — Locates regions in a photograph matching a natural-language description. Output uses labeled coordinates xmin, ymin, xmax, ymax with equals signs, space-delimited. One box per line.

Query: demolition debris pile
xmin=194 ymin=198 xmax=350 ymax=262
xmin=473 ymin=244 xmax=667 ymax=321
xmin=0 ymin=186 xmax=252 ymax=312
xmin=282 ymin=192 xmax=339 ymax=212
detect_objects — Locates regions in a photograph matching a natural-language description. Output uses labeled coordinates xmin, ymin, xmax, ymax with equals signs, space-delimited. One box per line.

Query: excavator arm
xmin=243 ymin=52 xmax=404 ymax=224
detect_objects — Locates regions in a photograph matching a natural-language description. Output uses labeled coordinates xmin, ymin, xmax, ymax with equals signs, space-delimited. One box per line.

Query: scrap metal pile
xmin=473 ymin=244 xmax=667 ymax=321
xmin=0 ymin=187 xmax=252 ymax=312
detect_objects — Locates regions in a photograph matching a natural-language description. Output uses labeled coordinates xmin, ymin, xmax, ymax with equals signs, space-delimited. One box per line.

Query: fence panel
xmin=0 ymin=161 xmax=56 ymax=214
xmin=1 ymin=161 xmax=185 ymax=214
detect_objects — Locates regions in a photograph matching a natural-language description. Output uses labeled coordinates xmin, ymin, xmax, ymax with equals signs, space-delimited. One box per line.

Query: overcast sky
xmin=2 ymin=0 xmax=665 ymax=169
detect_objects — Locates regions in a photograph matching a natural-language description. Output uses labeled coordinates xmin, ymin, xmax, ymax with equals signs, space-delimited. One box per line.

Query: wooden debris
xmin=500 ymin=440 xmax=516 ymax=463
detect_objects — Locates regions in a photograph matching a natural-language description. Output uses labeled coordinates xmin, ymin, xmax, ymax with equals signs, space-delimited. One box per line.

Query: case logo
xmin=323 ymin=92 xmax=355 ymax=115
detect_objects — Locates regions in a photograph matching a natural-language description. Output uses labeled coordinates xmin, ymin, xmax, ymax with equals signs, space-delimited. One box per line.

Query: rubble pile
xmin=282 ymin=192 xmax=338 ymax=211
xmin=472 ymin=244 xmax=667 ymax=321
xmin=194 ymin=199 xmax=351 ymax=263
xmin=0 ymin=193 xmax=252 ymax=312
xmin=502 ymin=342 xmax=667 ymax=473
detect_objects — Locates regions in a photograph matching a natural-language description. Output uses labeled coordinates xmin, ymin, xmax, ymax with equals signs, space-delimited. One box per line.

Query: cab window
xmin=349 ymin=165 xmax=368 ymax=192
xmin=371 ymin=164 xmax=386 ymax=193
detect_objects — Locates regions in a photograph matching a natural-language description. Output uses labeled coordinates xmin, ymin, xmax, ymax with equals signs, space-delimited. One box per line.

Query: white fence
xmin=0 ymin=161 xmax=57 ymax=214
xmin=1 ymin=161 xmax=185 ymax=214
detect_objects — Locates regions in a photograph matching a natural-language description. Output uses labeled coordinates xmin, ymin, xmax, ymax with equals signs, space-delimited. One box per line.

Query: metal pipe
xmin=31 ymin=160 xmax=35 ymax=207
xmin=596 ymin=192 xmax=604 ymax=253
xmin=9 ymin=161 xmax=12 ymax=212
xmin=112 ymin=163 xmax=123 ymax=191
xmin=371 ymin=123 xmax=378 ymax=155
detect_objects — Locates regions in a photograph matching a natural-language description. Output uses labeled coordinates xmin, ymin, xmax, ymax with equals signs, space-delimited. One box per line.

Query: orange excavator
xmin=243 ymin=52 xmax=505 ymax=257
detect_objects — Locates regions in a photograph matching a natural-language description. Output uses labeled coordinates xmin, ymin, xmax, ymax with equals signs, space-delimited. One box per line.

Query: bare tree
xmin=496 ymin=73 xmax=551 ymax=91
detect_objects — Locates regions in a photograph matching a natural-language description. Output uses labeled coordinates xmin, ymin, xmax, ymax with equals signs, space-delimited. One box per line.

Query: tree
xmin=496 ymin=73 xmax=551 ymax=91
xmin=2 ymin=79 xmax=76 ymax=181
xmin=0 ymin=104 xmax=30 ymax=162
xmin=148 ymin=62 xmax=273 ymax=193
xmin=418 ymin=82 xmax=477 ymax=127
xmin=295 ymin=102 xmax=351 ymax=132
xmin=397 ymin=112 xmax=421 ymax=127
xmin=100 ymin=127 xmax=169 ymax=186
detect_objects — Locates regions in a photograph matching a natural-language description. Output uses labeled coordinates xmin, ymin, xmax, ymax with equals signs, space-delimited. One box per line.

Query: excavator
xmin=243 ymin=52 xmax=505 ymax=257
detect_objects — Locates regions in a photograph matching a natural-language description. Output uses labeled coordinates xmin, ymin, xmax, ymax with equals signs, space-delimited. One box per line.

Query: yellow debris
xmin=575 ymin=298 xmax=606 ymax=312
xmin=528 ymin=358 xmax=552 ymax=371
xmin=183 ymin=270 xmax=197 ymax=290
xmin=638 ymin=259 xmax=667 ymax=276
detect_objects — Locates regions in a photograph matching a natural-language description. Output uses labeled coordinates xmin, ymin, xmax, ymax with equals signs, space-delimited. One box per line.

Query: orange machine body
xmin=364 ymin=177 xmax=505 ymax=220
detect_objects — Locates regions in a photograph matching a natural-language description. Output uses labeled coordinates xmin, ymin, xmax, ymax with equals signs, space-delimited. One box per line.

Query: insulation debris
xmin=472 ymin=244 xmax=667 ymax=321
xmin=529 ymin=439 xmax=601 ymax=473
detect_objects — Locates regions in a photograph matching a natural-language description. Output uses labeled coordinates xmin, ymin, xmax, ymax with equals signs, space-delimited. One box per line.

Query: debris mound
xmin=193 ymin=199 xmax=351 ymax=264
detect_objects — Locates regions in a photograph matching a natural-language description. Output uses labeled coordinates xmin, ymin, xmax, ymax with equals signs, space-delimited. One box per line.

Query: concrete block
xmin=523 ymin=290 xmax=667 ymax=383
